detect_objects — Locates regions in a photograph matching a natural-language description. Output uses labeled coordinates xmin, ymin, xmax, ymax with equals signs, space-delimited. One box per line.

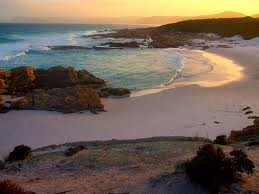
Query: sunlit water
xmin=0 ymin=23 xmax=243 ymax=92
xmin=0 ymin=23 xmax=182 ymax=90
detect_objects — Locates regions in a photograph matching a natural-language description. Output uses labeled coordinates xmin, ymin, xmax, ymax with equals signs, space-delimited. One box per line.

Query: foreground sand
xmin=0 ymin=46 xmax=259 ymax=157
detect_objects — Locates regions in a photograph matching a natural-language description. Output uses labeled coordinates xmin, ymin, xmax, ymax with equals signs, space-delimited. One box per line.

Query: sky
xmin=0 ymin=0 xmax=259 ymax=20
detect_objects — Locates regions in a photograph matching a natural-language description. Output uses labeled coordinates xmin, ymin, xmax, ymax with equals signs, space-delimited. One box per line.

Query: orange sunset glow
xmin=0 ymin=0 xmax=259 ymax=20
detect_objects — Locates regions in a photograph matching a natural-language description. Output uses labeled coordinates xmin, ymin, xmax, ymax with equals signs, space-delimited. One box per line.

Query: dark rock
xmin=101 ymin=87 xmax=131 ymax=97
xmin=8 ymin=66 xmax=36 ymax=94
xmin=0 ymin=79 xmax=7 ymax=94
xmin=49 ymin=45 xmax=91 ymax=51
xmin=76 ymin=69 xmax=105 ymax=85
xmin=0 ymin=97 xmax=10 ymax=114
xmin=248 ymin=116 xmax=259 ymax=120
xmin=35 ymin=66 xmax=105 ymax=89
xmin=93 ymin=46 xmax=123 ymax=50
xmin=23 ymin=86 xmax=104 ymax=114
xmin=242 ymin=107 xmax=251 ymax=111
xmin=0 ymin=160 xmax=5 ymax=170
xmin=10 ymin=98 xmax=30 ymax=110
xmin=98 ymin=91 xmax=110 ymax=98
xmin=245 ymin=111 xmax=253 ymax=115
xmin=102 ymin=41 xmax=140 ymax=48
xmin=0 ymin=107 xmax=10 ymax=114
xmin=0 ymin=69 xmax=10 ymax=94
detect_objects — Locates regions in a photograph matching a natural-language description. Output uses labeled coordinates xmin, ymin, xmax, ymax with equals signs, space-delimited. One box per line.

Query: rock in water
xmin=8 ymin=66 xmax=36 ymax=94
xmin=20 ymin=86 xmax=104 ymax=113
xmin=102 ymin=41 xmax=140 ymax=48
xmin=100 ymin=87 xmax=131 ymax=97
xmin=35 ymin=66 xmax=105 ymax=89
xmin=76 ymin=69 xmax=105 ymax=85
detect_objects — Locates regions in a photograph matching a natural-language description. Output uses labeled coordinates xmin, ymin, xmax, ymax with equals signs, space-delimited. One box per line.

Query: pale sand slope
xmin=0 ymin=46 xmax=259 ymax=157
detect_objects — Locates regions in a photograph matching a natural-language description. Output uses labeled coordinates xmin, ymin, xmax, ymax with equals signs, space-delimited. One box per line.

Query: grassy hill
xmin=158 ymin=17 xmax=259 ymax=39
xmin=136 ymin=11 xmax=246 ymax=25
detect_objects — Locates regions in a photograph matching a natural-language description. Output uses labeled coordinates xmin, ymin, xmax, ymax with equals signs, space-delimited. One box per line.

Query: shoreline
xmin=131 ymin=48 xmax=244 ymax=97
xmin=1 ymin=45 xmax=259 ymax=158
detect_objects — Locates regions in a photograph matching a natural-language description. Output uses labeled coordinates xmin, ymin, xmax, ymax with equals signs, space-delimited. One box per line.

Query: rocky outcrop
xmin=0 ymin=66 xmax=132 ymax=114
xmin=100 ymin=87 xmax=131 ymax=97
xmin=49 ymin=46 xmax=92 ymax=51
xmin=98 ymin=90 xmax=110 ymax=98
xmin=0 ymin=79 xmax=7 ymax=94
xmin=35 ymin=66 xmax=105 ymax=89
xmin=98 ymin=28 xmax=208 ymax=48
xmin=101 ymin=41 xmax=140 ymax=48
xmin=8 ymin=66 xmax=35 ymax=94
xmin=229 ymin=117 xmax=259 ymax=143
xmin=0 ymin=69 xmax=10 ymax=94
xmin=0 ymin=66 xmax=105 ymax=93
xmin=12 ymin=86 xmax=104 ymax=114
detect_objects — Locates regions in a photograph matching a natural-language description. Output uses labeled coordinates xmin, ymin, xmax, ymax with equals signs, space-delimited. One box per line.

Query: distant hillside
xmin=137 ymin=11 xmax=246 ymax=24
xmin=252 ymin=14 xmax=259 ymax=18
xmin=158 ymin=17 xmax=259 ymax=40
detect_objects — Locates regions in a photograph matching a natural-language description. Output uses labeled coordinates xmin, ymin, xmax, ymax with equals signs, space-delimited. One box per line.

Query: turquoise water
xmin=0 ymin=23 xmax=182 ymax=90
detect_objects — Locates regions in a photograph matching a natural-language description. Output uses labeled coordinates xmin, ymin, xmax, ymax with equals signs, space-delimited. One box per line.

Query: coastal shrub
xmin=185 ymin=144 xmax=255 ymax=193
xmin=65 ymin=145 xmax=87 ymax=157
xmin=6 ymin=145 xmax=32 ymax=162
xmin=0 ymin=180 xmax=35 ymax=194
xmin=213 ymin=135 xmax=228 ymax=145
xmin=149 ymin=173 xmax=175 ymax=188
xmin=247 ymin=141 xmax=259 ymax=147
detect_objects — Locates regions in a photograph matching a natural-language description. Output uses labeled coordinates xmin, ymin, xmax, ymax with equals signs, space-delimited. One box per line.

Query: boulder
xmin=76 ymin=70 xmax=105 ymax=85
xmin=10 ymin=98 xmax=30 ymax=109
xmin=8 ymin=66 xmax=35 ymax=94
xmin=0 ymin=69 xmax=11 ymax=80
xmin=98 ymin=91 xmax=110 ymax=98
xmin=0 ymin=79 xmax=7 ymax=94
xmin=0 ymin=69 xmax=10 ymax=94
xmin=22 ymin=86 xmax=104 ymax=113
xmin=100 ymin=87 xmax=131 ymax=97
xmin=0 ymin=98 xmax=9 ymax=114
xmin=35 ymin=66 xmax=105 ymax=89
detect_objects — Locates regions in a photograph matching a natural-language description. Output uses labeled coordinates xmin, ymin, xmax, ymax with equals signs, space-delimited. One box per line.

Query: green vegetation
xmin=6 ymin=145 xmax=32 ymax=162
xmin=149 ymin=173 xmax=175 ymax=187
xmin=159 ymin=17 xmax=259 ymax=39
xmin=185 ymin=144 xmax=255 ymax=193
xmin=213 ymin=135 xmax=228 ymax=145
xmin=65 ymin=145 xmax=87 ymax=157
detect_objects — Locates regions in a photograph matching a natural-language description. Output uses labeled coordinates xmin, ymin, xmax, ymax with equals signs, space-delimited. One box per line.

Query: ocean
xmin=0 ymin=23 xmax=183 ymax=90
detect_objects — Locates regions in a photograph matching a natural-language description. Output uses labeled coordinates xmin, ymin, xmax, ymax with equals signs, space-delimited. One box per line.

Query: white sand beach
xmin=1 ymin=44 xmax=259 ymax=158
